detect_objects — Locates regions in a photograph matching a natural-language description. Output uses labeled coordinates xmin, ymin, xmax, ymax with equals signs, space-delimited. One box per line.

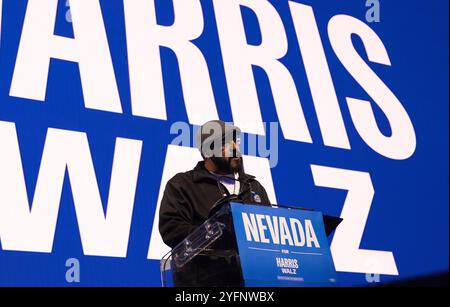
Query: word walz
xmin=2 ymin=0 xmax=416 ymax=160
xmin=242 ymin=213 xmax=320 ymax=248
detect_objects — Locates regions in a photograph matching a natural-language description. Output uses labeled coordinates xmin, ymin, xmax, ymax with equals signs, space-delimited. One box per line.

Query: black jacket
xmin=159 ymin=161 xmax=271 ymax=286
xmin=159 ymin=161 xmax=271 ymax=248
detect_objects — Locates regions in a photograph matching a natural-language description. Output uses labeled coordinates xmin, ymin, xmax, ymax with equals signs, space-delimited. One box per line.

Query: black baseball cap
xmin=195 ymin=120 xmax=241 ymax=157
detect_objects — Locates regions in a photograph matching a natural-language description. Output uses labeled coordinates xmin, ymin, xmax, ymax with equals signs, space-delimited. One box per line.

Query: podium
xmin=160 ymin=202 xmax=342 ymax=287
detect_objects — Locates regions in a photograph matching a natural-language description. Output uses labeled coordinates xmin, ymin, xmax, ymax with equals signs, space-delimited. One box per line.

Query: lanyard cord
xmin=211 ymin=171 xmax=238 ymax=196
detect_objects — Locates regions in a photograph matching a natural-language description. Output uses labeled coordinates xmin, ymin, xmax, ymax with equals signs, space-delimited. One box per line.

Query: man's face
xmin=211 ymin=139 xmax=243 ymax=174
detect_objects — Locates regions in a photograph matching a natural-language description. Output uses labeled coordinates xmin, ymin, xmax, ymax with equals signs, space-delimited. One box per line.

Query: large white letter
xmin=213 ymin=0 xmax=311 ymax=142
xmin=123 ymin=0 xmax=218 ymax=125
xmin=10 ymin=0 xmax=122 ymax=113
xmin=311 ymin=164 xmax=398 ymax=275
xmin=304 ymin=219 xmax=320 ymax=248
xmin=328 ymin=15 xmax=416 ymax=160
xmin=242 ymin=213 xmax=260 ymax=242
xmin=0 ymin=121 xmax=142 ymax=257
xmin=289 ymin=2 xmax=350 ymax=149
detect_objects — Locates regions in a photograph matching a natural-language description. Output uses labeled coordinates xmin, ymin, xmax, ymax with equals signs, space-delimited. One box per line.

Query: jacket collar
xmin=192 ymin=161 xmax=255 ymax=183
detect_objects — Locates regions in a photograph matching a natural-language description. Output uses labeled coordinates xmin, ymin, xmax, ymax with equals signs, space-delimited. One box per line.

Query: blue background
xmin=0 ymin=0 xmax=448 ymax=286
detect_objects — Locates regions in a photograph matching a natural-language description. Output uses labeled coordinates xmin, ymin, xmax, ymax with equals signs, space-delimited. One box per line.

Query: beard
xmin=211 ymin=156 xmax=243 ymax=174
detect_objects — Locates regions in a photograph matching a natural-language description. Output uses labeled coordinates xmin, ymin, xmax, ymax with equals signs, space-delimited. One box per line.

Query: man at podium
xmin=159 ymin=120 xmax=271 ymax=286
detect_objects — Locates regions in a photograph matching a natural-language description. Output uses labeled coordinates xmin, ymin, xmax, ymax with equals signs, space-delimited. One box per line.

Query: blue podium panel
xmin=230 ymin=202 xmax=336 ymax=286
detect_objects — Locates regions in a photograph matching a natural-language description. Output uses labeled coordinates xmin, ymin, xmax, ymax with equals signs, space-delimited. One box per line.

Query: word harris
xmin=2 ymin=0 xmax=415 ymax=160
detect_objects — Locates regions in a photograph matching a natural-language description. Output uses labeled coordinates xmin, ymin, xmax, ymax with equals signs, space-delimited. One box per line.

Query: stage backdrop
xmin=0 ymin=0 xmax=448 ymax=286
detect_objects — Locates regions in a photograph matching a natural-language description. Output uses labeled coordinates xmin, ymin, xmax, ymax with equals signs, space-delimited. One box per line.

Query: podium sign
xmin=230 ymin=202 xmax=337 ymax=286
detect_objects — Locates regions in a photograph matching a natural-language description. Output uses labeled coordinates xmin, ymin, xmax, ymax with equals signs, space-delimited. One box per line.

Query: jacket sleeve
xmin=159 ymin=179 xmax=197 ymax=248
